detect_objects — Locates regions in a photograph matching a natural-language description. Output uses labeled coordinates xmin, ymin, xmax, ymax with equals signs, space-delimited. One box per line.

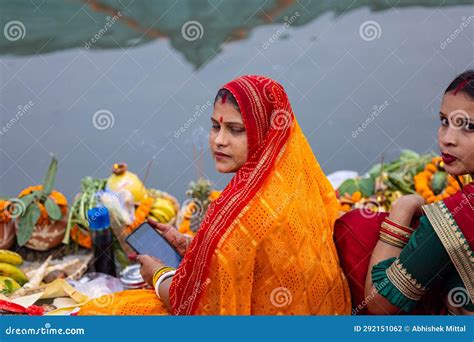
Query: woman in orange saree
xmin=79 ymin=75 xmax=351 ymax=315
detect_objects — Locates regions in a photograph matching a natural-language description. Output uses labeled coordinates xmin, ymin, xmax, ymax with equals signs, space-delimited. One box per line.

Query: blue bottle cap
xmin=87 ymin=207 xmax=110 ymax=230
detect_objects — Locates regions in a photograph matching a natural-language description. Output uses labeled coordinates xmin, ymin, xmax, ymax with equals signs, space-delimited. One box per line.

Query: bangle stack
xmin=379 ymin=218 xmax=415 ymax=248
xmin=152 ymin=266 xmax=176 ymax=299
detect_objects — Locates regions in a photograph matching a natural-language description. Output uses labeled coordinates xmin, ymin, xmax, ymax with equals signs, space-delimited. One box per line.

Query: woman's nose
xmin=440 ymin=126 xmax=458 ymax=147
xmin=214 ymin=129 xmax=228 ymax=146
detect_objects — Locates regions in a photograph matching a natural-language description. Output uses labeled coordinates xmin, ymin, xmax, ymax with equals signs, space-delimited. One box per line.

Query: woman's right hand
xmin=147 ymin=219 xmax=192 ymax=257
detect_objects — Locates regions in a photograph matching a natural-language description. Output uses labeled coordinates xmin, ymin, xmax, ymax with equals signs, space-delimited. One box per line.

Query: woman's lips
xmin=215 ymin=152 xmax=231 ymax=161
xmin=441 ymin=153 xmax=458 ymax=165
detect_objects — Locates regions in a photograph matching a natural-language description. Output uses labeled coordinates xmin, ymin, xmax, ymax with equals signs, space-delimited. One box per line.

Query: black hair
xmin=444 ymin=70 xmax=474 ymax=99
xmin=214 ymin=88 xmax=240 ymax=112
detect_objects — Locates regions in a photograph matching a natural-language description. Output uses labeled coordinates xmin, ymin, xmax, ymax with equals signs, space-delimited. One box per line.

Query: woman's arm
xmin=137 ymin=255 xmax=173 ymax=311
xmin=364 ymin=195 xmax=424 ymax=314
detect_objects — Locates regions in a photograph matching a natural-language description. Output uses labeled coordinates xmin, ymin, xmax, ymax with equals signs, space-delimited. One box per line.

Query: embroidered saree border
xmin=422 ymin=201 xmax=474 ymax=303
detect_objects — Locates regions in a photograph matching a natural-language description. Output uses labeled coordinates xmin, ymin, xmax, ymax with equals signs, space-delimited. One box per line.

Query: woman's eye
xmin=440 ymin=117 xmax=449 ymax=126
xmin=211 ymin=124 xmax=220 ymax=130
xmin=230 ymin=128 xmax=245 ymax=134
xmin=467 ymin=123 xmax=474 ymax=131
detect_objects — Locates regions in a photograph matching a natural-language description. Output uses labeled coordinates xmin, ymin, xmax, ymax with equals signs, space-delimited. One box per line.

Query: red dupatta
xmin=169 ymin=75 xmax=295 ymax=315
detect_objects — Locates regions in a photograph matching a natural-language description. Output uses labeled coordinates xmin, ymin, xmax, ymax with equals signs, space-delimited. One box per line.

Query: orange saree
xmin=79 ymin=75 xmax=351 ymax=315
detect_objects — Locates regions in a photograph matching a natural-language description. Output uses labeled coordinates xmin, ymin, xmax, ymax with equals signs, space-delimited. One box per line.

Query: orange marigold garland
xmin=0 ymin=200 xmax=11 ymax=223
xmin=414 ymin=157 xmax=460 ymax=204
xmin=123 ymin=196 xmax=154 ymax=235
xmin=17 ymin=185 xmax=68 ymax=225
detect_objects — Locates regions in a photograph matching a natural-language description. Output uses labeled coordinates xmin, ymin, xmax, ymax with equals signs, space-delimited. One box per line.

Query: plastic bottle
xmin=87 ymin=207 xmax=116 ymax=276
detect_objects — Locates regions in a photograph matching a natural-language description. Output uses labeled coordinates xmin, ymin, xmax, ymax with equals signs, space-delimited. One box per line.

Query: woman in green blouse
xmin=365 ymin=71 xmax=474 ymax=315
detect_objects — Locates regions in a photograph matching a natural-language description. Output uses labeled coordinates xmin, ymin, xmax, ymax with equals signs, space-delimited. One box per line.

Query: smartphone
xmin=125 ymin=222 xmax=182 ymax=268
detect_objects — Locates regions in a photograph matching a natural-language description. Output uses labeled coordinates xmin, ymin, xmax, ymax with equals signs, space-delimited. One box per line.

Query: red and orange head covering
xmin=170 ymin=75 xmax=343 ymax=314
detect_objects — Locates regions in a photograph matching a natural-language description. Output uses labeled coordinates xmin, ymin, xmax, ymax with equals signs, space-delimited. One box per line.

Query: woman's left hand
xmin=136 ymin=255 xmax=166 ymax=287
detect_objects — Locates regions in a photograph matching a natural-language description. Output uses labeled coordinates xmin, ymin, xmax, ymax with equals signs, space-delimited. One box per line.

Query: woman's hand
xmin=147 ymin=219 xmax=192 ymax=257
xmin=389 ymin=194 xmax=426 ymax=226
xmin=136 ymin=255 xmax=166 ymax=287
xmin=392 ymin=194 xmax=426 ymax=216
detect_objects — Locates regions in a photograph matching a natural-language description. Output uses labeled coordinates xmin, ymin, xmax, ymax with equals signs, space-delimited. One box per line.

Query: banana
xmin=0 ymin=250 xmax=23 ymax=266
xmin=0 ymin=276 xmax=20 ymax=292
xmin=152 ymin=198 xmax=176 ymax=218
xmin=150 ymin=208 xmax=172 ymax=223
xmin=0 ymin=262 xmax=28 ymax=285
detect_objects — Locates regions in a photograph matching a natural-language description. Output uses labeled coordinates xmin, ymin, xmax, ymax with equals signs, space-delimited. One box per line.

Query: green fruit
xmin=0 ymin=250 xmax=23 ymax=266
xmin=0 ymin=262 xmax=28 ymax=285
xmin=0 ymin=276 xmax=20 ymax=292
xmin=432 ymin=171 xmax=447 ymax=195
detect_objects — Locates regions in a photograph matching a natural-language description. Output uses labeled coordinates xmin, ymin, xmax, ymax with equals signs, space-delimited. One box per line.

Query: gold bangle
xmin=379 ymin=233 xmax=407 ymax=248
xmin=152 ymin=266 xmax=175 ymax=287
xmin=381 ymin=222 xmax=412 ymax=240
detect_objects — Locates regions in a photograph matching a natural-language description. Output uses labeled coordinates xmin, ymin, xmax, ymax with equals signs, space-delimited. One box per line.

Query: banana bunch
xmin=149 ymin=197 xmax=177 ymax=224
xmin=0 ymin=250 xmax=28 ymax=287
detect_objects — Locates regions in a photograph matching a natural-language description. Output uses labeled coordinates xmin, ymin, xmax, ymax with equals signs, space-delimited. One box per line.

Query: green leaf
xmin=45 ymin=197 xmax=62 ymax=220
xmin=19 ymin=193 xmax=36 ymax=209
xmin=42 ymin=156 xmax=58 ymax=197
xmin=338 ymin=179 xmax=359 ymax=196
xmin=368 ymin=163 xmax=383 ymax=179
xmin=359 ymin=178 xmax=375 ymax=197
xmin=399 ymin=149 xmax=420 ymax=162
xmin=17 ymin=203 xmax=41 ymax=246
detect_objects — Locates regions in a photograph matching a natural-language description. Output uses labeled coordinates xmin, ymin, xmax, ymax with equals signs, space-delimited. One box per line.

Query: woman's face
xmin=209 ymin=100 xmax=248 ymax=173
xmin=438 ymin=91 xmax=474 ymax=176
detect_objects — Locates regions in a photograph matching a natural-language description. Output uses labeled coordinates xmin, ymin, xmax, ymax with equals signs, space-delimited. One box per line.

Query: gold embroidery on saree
xmin=422 ymin=201 xmax=474 ymax=303
xmin=386 ymin=259 xmax=426 ymax=300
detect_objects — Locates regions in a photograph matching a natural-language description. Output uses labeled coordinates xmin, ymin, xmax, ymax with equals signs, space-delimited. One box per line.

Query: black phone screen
xmin=125 ymin=222 xmax=182 ymax=268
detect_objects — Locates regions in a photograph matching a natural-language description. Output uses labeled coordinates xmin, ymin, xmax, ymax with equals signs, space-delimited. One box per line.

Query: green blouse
xmin=371 ymin=216 xmax=474 ymax=312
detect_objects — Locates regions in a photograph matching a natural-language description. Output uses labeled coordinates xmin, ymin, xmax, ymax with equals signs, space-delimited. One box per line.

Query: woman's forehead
xmin=212 ymin=101 xmax=243 ymax=123
xmin=442 ymin=93 xmax=474 ymax=119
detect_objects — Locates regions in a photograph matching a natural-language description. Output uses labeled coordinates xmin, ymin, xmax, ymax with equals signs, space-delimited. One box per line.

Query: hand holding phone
xmin=126 ymin=222 xmax=182 ymax=268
